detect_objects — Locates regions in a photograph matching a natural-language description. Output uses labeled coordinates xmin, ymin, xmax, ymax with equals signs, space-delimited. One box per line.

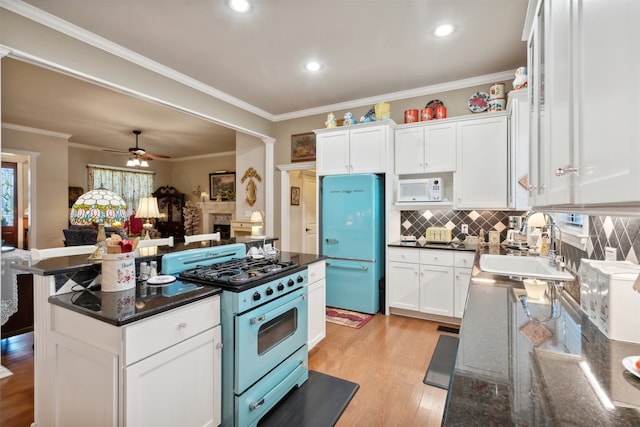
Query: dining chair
xmin=184 ymin=232 xmax=221 ymax=245
xmin=136 ymin=236 xmax=175 ymax=249
xmin=30 ymin=245 xmax=96 ymax=262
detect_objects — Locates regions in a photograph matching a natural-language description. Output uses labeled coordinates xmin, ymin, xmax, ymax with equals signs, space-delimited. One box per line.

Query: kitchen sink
xmin=479 ymin=254 xmax=574 ymax=281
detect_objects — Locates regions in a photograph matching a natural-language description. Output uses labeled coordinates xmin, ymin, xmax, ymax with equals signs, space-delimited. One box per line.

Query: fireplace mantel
xmin=197 ymin=202 xmax=236 ymax=234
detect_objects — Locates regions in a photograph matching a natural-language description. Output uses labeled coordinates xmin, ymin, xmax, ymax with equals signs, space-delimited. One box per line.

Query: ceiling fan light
xmin=126 ymin=158 xmax=135 ymax=167
xmin=132 ymin=158 xmax=141 ymax=166
xmin=140 ymin=160 xmax=149 ymax=167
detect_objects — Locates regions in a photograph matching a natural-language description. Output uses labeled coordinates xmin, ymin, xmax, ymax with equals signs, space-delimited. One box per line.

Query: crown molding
xmin=2 ymin=122 xmax=72 ymax=139
xmin=1 ymin=0 xmax=275 ymax=120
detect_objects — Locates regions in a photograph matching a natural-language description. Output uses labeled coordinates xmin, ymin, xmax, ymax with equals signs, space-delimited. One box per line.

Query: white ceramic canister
xmin=101 ymin=252 xmax=136 ymax=292
xmin=489 ymin=83 xmax=505 ymax=99
xmin=488 ymin=98 xmax=506 ymax=112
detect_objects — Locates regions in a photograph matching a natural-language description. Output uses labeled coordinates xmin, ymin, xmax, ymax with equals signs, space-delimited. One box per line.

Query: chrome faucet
xmin=520 ymin=211 xmax=562 ymax=266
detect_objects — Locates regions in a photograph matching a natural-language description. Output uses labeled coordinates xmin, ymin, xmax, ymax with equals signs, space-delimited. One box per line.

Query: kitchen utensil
xmin=425 ymin=227 xmax=452 ymax=243
xmin=146 ymin=275 xmax=177 ymax=286
xmin=519 ymin=295 xmax=554 ymax=346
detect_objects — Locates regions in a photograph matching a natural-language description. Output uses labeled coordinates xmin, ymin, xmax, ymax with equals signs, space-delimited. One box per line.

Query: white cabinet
xmin=507 ymin=90 xmax=531 ymax=210
xmin=388 ymin=247 xmax=474 ymax=319
xmin=315 ymin=122 xmax=394 ymax=176
xmin=527 ymin=0 xmax=640 ymax=208
xmin=394 ymin=122 xmax=456 ymax=174
xmin=307 ymin=260 xmax=326 ymax=351
xmin=50 ymin=296 xmax=222 ymax=427
xmin=454 ymin=115 xmax=509 ymax=209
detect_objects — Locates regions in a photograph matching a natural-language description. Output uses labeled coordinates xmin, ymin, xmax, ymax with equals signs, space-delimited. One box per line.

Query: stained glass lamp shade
xmin=69 ymin=188 xmax=128 ymax=226
xmin=69 ymin=188 xmax=127 ymax=260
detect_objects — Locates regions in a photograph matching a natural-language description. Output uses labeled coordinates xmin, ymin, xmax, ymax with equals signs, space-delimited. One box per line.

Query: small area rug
xmin=326 ymin=307 xmax=374 ymax=329
xmin=259 ymin=370 xmax=359 ymax=427
xmin=423 ymin=334 xmax=459 ymax=389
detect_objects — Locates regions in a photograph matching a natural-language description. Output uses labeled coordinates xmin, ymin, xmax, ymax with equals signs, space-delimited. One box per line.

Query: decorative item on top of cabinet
xmin=152 ymin=186 xmax=185 ymax=241
xmin=240 ymin=167 xmax=262 ymax=207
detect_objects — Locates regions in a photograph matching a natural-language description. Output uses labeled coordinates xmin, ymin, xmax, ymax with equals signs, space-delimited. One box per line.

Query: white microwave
xmin=397 ymin=178 xmax=442 ymax=202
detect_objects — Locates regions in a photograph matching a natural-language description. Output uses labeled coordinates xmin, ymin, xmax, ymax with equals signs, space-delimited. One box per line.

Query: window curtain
xmin=87 ymin=165 xmax=154 ymax=218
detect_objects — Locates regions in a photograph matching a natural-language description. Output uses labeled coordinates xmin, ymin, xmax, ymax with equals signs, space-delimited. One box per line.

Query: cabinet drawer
xmin=419 ymin=249 xmax=454 ymax=266
xmin=388 ymin=248 xmax=420 ymax=264
xmin=453 ymin=252 xmax=476 ymax=268
xmin=307 ymin=260 xmax=326 ymax=282
xmin=124 ymin=296 xmax=220 ymax=365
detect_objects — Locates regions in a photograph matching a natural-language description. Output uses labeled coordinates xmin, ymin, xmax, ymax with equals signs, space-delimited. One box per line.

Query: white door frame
xmin=276 ymin=162 xmax=315 ymax=252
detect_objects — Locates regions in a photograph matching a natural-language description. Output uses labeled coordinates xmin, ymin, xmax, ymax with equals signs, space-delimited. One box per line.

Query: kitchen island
xmin=10 ymin=243 xmax=324 ymax=427
xmin=443 ymin=250 xmax=640 ymax=426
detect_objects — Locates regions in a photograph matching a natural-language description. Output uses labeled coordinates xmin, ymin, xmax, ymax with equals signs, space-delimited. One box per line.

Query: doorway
xmin=1 ymin=162 xmax=18 ymax=248
xmin=277 ymin=163 xmax=317 ymax=254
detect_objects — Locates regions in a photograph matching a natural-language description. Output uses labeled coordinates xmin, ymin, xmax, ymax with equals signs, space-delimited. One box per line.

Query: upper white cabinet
xmin=394 ymin=122 xmax=456 ymax=174
xmin=507 ymin=90 xmax=531 ymax=211
xmin=315 ymin=122 xmax=395 ymax=176
xmin=454 ymin=114 xmax=509 ymax=209
xmin=528 ymin=0 xmax=640 ymax=208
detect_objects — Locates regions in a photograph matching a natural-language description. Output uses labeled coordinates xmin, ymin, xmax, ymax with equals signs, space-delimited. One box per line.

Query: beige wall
xmin=235 ymin=133 xmax=266 ymax=222
xmin=170 ymin=152 xmax=236 ymax=207
xmin=2 ymin=127 xmax=69 ymax=249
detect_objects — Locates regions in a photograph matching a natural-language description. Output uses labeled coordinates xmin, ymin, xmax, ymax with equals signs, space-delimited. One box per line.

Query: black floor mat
xmin=423 ymin=334 xmax=459 ymax=389
xmin=437 ymin=325 xmax=460 ymax=334
xmin=259 ymin=370 xmax=359 ymax=427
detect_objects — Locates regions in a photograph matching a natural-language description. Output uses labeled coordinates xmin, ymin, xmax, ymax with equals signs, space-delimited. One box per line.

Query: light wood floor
xmin=309 ymin=314 xmax=449 ymax=427
xmin=0 ymin=315 xmax=448 ymax=427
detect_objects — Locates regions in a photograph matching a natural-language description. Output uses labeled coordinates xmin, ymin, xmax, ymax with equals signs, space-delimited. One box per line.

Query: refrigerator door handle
xmin=325 ymin=238 xmax=339 ymax=244
xmin=326 ymin=261 xmax=369 ymax=271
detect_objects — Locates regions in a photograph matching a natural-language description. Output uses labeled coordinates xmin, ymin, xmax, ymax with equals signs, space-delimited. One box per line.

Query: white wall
xmin=235 ymin=133 xmax=265 ymax=222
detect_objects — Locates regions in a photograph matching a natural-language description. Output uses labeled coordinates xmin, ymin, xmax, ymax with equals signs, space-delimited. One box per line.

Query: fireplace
xmin=213 ymin=224 xmax=231 ymax=240
xmin=197 ymin=202 xmax=235 ymax=236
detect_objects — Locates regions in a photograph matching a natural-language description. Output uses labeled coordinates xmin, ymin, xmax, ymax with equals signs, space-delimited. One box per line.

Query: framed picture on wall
xmin=291 ymin=132 xmax=316 ymax=162
xmin=209 ymin=172 xmax=236 ymax=201
xmin=290 ymin=186 xmax=300 ymax=206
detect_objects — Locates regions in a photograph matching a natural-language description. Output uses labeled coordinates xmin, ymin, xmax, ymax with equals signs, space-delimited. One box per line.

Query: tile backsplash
xmin=400 ymin=209 xmax=526 ymax=242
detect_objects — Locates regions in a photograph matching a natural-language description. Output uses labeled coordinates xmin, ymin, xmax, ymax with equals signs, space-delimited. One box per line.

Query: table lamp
xmin=69 ymin=188 xmax=128 ymax=260
xmin=250 ymin=210 xmax=265 ymax=239
xmin=135 ymin=196 xmax=161 ymax=240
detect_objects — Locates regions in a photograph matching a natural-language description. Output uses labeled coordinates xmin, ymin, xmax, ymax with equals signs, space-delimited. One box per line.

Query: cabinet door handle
xmin=178 ymin=322 xmax=187 ymax=329
xmin=216 ymin=342 xmax=224 ymax=350
xmin=555 ymin=165 xmax=579 ymax=176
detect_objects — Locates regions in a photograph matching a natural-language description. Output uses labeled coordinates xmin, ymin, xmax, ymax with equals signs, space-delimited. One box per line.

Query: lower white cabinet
xmin=50 ymin=296 xmax=222 ymax=427
xmin=388 ymin=248 xmax=475 ymax=319
xmin=307 ymin=260 xmax=326 ymax=351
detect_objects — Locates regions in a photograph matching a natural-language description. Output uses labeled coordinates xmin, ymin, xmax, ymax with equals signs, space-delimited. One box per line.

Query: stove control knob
xmin=277 ymin=283 xmax=285 ymax=291
xmin=253 ymin=292 xmax=261 ymax=301
xmin=296 ymin=275 xmax=304 ymax=283
xmin=287 ymin=279 xmax=294 ymax=287
xmin=266 ymin=287 xmax=274 ymax=296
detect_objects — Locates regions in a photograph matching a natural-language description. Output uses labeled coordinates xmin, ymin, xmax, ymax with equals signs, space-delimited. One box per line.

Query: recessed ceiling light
xmin=434 ymin=24 xmax=454 ymax=37
xmin=305 ymin=62 xmax=322 ymax=72
xmin=229 ymin=0 xmax=250 ymax=13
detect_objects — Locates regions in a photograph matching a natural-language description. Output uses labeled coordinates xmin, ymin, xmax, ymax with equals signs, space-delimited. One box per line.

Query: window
xmin=87 ymin=164 xmax=154 ymax=217
xmin=556 ymin=212 xmax=589 ymax=250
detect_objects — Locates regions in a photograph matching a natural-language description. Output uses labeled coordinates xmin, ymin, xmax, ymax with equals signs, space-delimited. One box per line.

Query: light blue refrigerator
xmin=321 ymin=174 xmax=384 ymax=314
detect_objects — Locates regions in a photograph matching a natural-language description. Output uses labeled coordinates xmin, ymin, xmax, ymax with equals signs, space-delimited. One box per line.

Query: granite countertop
xmin=443 ymin=249 xmax=640 ymax=426
xmin=44 ymin=247 xmax=324 ymax=327
xmin=48 ymin=281 xmax=222 ymax=326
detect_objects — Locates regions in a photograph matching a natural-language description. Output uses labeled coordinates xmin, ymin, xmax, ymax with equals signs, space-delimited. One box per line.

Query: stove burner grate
xmin=179 ymin=257 xmax=298 ymax=286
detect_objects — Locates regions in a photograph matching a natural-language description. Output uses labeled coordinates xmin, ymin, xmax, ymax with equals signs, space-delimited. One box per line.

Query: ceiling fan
xmin=104 ymin=130 xmax=171 ymax=161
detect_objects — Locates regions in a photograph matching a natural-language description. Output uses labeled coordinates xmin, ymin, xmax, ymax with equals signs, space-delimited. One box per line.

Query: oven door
xmin=235 ymin=287 xmax=308 ymax=393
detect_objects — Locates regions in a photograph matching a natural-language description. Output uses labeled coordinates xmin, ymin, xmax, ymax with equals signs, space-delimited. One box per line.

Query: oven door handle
xmin=250 ymin=315 xmax=266 ymax=324
xmin=247 ymin=291 xmax=306 ymax=326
